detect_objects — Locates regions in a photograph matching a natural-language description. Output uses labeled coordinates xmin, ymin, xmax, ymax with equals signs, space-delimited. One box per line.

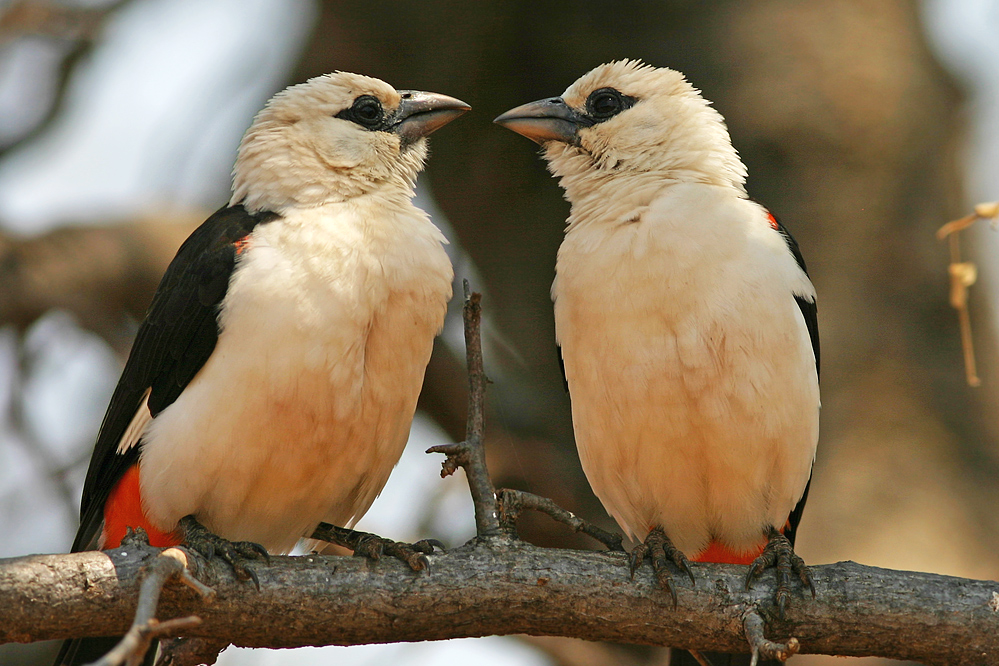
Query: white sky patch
xmin=0 ymin=37 xmax=70 ymax=147
xmin=0 ymin=0 xmax=317 ymax=233
xmin=20 ymin=311 xmax=120 ymax=463
xmin=217 ymin=636 xmax=551 ymax=666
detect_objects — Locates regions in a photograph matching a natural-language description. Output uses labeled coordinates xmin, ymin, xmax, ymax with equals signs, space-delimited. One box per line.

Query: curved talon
xmin=418 ymin=554 xmax=432 ymax=572
xmin=417 ymin=538 xmax=447 ymax=553
xmin=246 ymin=541 xmax=271 ymax=564
xmin=629 ymin=527 xmax=693 ymax=608
xmin=178 ymin=515 xmax=269 ymax=590
xmin=628 ymin=542 xmax=647 ymax=579
xmin=745 ymin=528 xmax=814 ymax=619
xmin=679 ymin=557 xmax=696 ymax=586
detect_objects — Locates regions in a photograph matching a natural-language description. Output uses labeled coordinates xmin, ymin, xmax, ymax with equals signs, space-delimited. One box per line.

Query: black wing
xmin=72 ymin=204 xmax=278 ymax=551
xmin=771 ymin=213 xmax=819 ymax=547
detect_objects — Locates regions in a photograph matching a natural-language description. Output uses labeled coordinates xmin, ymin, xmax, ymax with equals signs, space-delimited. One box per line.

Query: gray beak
xmin=493 ymin=97 xmax=590 ymax=145
xmin=394 ymin=91 xmax=471 ymax=143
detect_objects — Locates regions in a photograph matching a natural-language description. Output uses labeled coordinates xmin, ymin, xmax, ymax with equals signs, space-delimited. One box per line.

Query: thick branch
xmin=3 ymin=541 xmax=997 ymax=665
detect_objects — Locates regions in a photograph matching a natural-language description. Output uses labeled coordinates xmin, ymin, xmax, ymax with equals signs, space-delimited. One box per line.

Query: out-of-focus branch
xmin=0 ymin=216 xmax=201 ymax=343
xmin=0 ymin=0 xmax=129 ymax=43
xmin=935 ymin=201 xmax=999 ymax=387
xmin=0 ymin=0 xmax=134 ymax=156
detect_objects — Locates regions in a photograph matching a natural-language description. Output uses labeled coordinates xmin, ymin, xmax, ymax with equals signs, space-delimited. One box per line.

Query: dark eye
xmin=336 ymin=95 xmax=385 ymax=129
xmin=586 ymin=88 xmax=633 ymax=120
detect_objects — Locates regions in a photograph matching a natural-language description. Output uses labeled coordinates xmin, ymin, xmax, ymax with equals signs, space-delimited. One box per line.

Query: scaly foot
xmin=745 ymin=526 xmax=815 ymax=618
xmin=629 ymin=526 xmax=695 ymax=607
xmin=311 ymin=522 xmax=444 ymax=571
xmin=179 ymin=515 xmax=269 ymax=588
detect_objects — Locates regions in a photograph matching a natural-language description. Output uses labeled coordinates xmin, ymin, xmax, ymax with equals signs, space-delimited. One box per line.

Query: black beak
xmin=394 ymin=91 xmax=471 ymax=144
xmin=493 ymin=97 xmax=590 ymax=145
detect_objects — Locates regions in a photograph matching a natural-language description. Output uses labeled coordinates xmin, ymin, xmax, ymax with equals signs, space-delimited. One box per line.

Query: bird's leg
xmin=178 ymin=515 xmax=269 ymax=588
xmin=745 ymin=526 xmax=816 ymax=618
xmin=311 ymin=522 xmax=445 ymax=572
xmin=629 ymin=526 xmax=695 ymax=607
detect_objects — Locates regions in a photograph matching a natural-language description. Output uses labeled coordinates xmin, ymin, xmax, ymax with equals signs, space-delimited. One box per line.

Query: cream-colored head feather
xmin=545 ymin=60 xmax=747 ymax=202
xmin=231 ymin=72 xmax=445 ymax=212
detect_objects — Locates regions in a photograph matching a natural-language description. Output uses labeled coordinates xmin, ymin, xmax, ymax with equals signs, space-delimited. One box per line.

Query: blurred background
xmin=0 ymin=0 xmax=997 ymax=664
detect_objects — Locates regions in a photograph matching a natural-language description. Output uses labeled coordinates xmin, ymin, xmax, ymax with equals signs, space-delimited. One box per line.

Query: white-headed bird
xmin=496 ymin=60 xmax=818 ymax=615
xmin=57 ymin=72 xmax=468 ymax=665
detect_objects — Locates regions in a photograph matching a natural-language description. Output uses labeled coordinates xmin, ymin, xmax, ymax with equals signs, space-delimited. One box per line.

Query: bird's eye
xmin=336 ymin=95 xmax=385 ymax=129
xmin=586 ymin=88 xmax=628 ymax=120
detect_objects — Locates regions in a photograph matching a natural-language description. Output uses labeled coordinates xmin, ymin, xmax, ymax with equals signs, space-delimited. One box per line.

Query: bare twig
xmin=0 ymin=0 xmax=134 ymax=156
xmin=935 ymin=200 xmax=999 ymax=387
xmin=743 ymin=609 xmax=799 ymax=665
xmin=89 ymin=541 xmax=210 ymax=666
xmin=427 ymin=280 xmax=501 ymax=537
xmin=498 ymin=488 xmax=624 ymax=551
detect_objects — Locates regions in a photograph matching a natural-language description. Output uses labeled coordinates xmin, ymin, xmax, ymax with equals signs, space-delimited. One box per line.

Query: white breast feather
xmin=137 ymin=199 xmax=452 ymax=554
xmin=555 ymin=183 xmax=818 ymax=556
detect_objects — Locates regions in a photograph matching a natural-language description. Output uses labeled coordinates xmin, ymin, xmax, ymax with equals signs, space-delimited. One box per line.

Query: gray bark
xmin=2 ymin=538 xmax=997 ymax=665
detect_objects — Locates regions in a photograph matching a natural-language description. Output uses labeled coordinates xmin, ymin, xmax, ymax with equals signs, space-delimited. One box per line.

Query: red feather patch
xmin=693 ymin=539 xmax=766 ymax=565
xmin=102 ymin=465 xmax=181 ymax=549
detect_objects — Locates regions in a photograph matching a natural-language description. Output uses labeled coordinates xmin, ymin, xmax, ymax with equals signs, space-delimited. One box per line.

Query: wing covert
xmin=73 ymin=204 xmax=278 ymax=551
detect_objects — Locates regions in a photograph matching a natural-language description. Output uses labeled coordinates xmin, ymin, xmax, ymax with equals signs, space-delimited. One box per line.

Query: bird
xmin=495 ymin=59 xmax=819 ymax=625
xmin=55 ymin=71 xmax=468 ymax=665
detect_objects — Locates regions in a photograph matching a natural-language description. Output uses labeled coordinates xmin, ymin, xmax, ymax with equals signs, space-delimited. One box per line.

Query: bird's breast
xmin=553 ymin=199 xmax=818 ymax=554
xmin=138 ymin=207 xmax=453 ymax=553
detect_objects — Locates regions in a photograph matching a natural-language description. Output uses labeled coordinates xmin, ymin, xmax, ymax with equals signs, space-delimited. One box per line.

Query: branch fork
xmin=91 ymin=531 xmax=214 ymax=666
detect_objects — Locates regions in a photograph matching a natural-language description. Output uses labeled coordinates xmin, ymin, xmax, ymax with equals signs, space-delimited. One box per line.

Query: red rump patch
xmin=694 ymin=522 xmax=791 ymax=565
xmin=102 ymin=464 xmax=181 ymax=549
xmin=234 ymin=236 xmax=251 ymax=255
xmin=766 ymin=212 xmax=780 ymax=231
xmin=694 ymin=539 xmax=766 ymax=565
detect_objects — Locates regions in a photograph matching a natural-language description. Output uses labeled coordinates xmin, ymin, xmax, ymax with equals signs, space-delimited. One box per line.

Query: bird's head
xmin=232 ymin=72 xmax=469 ymax=212
xmin=495 ymin=60 xmax=746 ymax=199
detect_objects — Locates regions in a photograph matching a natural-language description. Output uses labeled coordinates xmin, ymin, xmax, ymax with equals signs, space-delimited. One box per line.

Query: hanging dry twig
xmin=935 ymin=201 xmax=999 ymax=386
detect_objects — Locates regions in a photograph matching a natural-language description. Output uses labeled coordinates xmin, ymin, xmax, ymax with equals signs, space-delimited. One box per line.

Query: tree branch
xmin=427 ymin=281 xmax=501 ymax=537
xmin=2 ymin=540 xmax=998 ymax=665
xmin=8 ymin=281 xmax=998 ymax=665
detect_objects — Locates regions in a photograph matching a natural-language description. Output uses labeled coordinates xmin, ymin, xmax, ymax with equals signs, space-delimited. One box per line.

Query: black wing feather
xmin=72 ymin=204 xmax=278 ymax=552
xmin=771 ymin=213 xmax=819 ymax=546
